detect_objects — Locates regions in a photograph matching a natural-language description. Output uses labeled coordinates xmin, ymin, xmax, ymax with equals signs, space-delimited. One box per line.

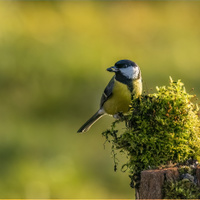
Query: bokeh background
xmin=0 ymin=1 xmax=200 ymax=198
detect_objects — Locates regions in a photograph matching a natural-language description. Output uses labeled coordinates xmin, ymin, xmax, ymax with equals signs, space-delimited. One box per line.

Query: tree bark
xmin=138 ymin=167 xmax=179 ymax=199
xmin=196 ymin=166 xmax=200 ymax=187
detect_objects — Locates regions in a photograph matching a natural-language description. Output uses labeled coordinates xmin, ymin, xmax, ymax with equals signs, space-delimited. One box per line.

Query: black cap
xmin=114 ymin=59 xmax=137 ymax=68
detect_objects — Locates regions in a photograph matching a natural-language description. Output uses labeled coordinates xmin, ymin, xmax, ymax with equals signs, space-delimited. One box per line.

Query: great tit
xmin=77 ymin=59 xmax=142 ymax=133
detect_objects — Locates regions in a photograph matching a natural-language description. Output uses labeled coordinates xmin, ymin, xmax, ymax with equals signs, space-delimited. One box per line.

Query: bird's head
xmin=107 ymin=59 xmax=141 ymax=80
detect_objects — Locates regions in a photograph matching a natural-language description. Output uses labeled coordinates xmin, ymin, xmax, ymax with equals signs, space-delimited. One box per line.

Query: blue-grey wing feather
xmin=100 ymin=76 xmax=115 ymax=107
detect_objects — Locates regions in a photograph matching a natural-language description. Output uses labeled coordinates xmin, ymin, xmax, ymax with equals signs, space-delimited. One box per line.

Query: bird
xmin=77 ymin=59 xmax=142 ymax=133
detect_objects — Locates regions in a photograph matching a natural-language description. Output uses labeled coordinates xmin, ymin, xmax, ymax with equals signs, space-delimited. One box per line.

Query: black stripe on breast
xmin=115 ymin=73 xmax=133 ymax=93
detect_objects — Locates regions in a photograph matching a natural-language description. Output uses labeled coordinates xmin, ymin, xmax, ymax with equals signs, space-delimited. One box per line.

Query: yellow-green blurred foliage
xmin=0 ymin=1 xmax=200 ymax=198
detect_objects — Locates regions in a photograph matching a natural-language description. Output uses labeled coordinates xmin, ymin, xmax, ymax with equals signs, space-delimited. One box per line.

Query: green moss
xmin=178 ymin=165 xmax=194 ymax=176
xmin=102 ymin=77 xmax=200 ymax=189
xmin=163 ymin=164 xmax=200 ymax=199
xmin=163 ymin=176 xmax=200 ymax=199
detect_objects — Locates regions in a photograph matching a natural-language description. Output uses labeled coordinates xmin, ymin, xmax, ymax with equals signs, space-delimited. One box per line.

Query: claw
xmin=113 ymin=112 xmax=124 ymax=119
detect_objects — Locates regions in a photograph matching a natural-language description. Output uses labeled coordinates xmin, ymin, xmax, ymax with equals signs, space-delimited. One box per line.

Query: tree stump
xmin=138 ymin=166 xmax=200 ymax=199
xmin=196 ymin=166 xmax=200 ymax=187
xmin=138 ymin=167 xmax=179 ymax=199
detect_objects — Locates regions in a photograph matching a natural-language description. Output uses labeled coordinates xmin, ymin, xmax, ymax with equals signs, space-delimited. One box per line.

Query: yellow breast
xmin=103 ymin=79 xmax=142 ymax=115
xmin=103 ymin=80 xmax=129 ymax=115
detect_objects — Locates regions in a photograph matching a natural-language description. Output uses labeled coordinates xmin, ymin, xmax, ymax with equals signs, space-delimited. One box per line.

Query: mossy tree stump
xmin=138 ymin=165 xmax=200 ymax=199
xmin=102 ymin=78 xmax=200 ymax=199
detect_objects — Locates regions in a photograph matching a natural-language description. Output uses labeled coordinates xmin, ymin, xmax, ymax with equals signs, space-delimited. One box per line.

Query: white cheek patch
xmin=120 ymin=66 xmax=139 ymax=79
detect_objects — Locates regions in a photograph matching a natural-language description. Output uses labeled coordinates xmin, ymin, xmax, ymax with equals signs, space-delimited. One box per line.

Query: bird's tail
xmin=77 ymin=110 xmax=105 ymax=133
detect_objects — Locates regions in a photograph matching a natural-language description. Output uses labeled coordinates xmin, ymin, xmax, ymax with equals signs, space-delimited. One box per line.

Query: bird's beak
xmin=107 ymin=66 xmax=119 ymax=72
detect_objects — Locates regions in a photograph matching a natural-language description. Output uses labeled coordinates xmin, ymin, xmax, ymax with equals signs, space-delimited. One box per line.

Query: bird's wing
xmin=100 ymin=76 xmax=115 ymax=107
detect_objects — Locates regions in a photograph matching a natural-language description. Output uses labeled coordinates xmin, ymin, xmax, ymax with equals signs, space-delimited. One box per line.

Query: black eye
xmin=115 ymin=64 xmax=123 ymax=68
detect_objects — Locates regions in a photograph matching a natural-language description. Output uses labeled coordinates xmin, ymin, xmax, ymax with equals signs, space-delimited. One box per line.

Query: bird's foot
xmin=113 ymin=112 xmax=124 ymax=120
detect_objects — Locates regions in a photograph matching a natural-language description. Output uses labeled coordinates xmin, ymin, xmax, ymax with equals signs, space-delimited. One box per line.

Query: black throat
xmin=115 ymin=72 xmax=134 ymax=92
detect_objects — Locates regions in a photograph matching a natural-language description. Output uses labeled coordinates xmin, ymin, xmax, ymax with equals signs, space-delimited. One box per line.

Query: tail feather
xmin=77 ymin=110 xmax=104 ymax=133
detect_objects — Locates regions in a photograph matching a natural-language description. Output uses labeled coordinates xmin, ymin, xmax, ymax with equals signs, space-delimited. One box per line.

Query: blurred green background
xmin=0 ymin=1 xmax=200 ymax=198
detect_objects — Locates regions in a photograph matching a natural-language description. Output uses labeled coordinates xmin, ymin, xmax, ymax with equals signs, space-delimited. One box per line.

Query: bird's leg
xmin=113 ymin=112 xmax=124 ymax=120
